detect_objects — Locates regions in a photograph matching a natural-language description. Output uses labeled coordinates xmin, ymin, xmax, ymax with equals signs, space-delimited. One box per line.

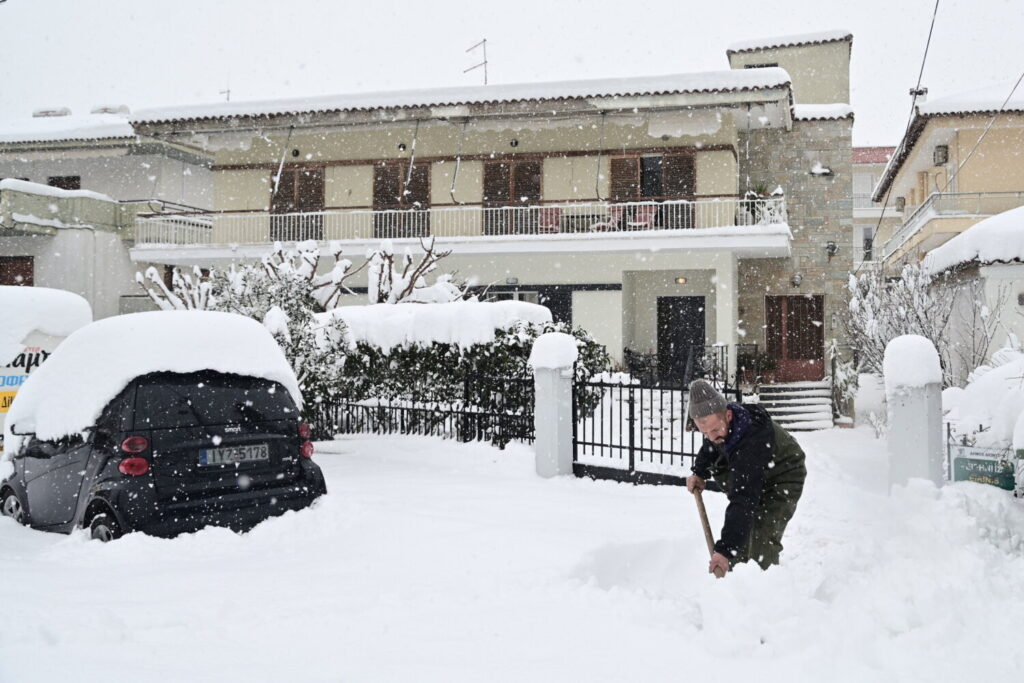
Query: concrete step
xmin=778 ymin=419 xmax=835 ymax=431
xmin=759 ymin=389 xmax=832 ymax=399
xmin=764 ymin=403 xmax=832 ymax=414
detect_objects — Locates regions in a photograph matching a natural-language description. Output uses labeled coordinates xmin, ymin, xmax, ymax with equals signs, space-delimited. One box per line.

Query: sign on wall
xmin=949 ymin=444 xmax=1018 ymax=492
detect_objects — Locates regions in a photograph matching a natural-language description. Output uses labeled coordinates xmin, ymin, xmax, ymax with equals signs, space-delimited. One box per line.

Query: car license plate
xmin=199 ymin=443 xmax=269 ymax=466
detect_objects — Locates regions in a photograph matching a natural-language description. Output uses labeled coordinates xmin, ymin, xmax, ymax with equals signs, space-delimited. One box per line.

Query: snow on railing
xmin=134 ymin=197 xmax=787 ymax=247
xmin=882 ymin=191 xmax=1024 ymax=261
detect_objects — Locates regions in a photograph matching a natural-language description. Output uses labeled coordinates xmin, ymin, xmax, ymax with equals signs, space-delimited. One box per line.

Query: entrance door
xmin=656 ymin=296 xmax=705 ymax=387
xmin=765 ymin=295 xmax=825 ymax=381
xmin=271 ymin=166 xmax=324 ymax=241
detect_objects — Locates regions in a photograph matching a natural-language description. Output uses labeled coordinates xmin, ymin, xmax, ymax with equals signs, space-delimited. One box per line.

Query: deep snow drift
xmin=1 ymin=428 xmax=1022 ymax=682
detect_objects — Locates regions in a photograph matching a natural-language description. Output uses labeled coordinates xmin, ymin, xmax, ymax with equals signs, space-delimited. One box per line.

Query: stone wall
xmin=736 ymin=118 xmax=854 ymax=352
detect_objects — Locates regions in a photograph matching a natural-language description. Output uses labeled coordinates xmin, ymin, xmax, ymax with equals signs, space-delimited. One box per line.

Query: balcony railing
xmin=134 ymin=197 xmax=787 ymax=247
xmin=882 ymin=191 xmax=1024 ymax=261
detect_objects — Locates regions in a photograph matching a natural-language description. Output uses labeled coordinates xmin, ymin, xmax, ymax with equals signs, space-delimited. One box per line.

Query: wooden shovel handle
xmin=694 ymin=489 xmax=726 ymax=579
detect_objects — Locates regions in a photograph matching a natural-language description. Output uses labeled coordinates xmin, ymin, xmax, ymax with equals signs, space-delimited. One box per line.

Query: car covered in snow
xmin=0 ymin=310 xmax=326 ymax=540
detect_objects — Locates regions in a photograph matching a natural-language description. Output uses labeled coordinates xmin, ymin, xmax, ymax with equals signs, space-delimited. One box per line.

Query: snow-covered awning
xmin=922 ymin=205 xmax=1024 ymax=274
xmin=727 ymin=29 xmax=852 ymax=54
xmin=793 ymin=104 xmax=854 ymax=121
xmin=0 ymin=113 xmax=134 ymax=145
xmin=131 ymin=69 xmax=793 ymax=125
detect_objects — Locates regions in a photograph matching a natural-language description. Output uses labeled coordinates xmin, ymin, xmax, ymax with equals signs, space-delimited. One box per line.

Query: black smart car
xmin=1 ymin=370 xmax=326 ymax=541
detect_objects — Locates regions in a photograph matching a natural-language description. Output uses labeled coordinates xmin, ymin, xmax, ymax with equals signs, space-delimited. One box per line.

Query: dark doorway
xmin=765 ymin=295 xmax=825 ymax=381
xmin=0 ymin=256 xmax=34 ymax=286
xmin=270 ymin=166 xmax=324 ymax=241
xmin=656 ymin=296 xmax=705 ymax=387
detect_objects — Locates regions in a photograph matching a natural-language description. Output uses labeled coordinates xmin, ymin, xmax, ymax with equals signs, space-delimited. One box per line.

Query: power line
xmin=858 ymin=0 xmax=941 ymax=274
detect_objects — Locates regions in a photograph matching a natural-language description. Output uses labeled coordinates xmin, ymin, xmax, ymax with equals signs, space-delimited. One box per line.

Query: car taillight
xmin=300 ymin=441 xmax=314 ymax=459
xmin=120 ymin=435 xmax=150 ymax=454
xmin=118 ymin=457 xmax=150 ymax=476
xmin=298 ymin=423 xmax=312 ymax=439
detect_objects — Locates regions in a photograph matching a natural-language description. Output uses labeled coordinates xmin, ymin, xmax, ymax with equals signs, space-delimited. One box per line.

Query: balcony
xmin=132 ymin=197 xmax=787 ymax=254
xmin=882 ymin=191 xmax=1024 ymax=262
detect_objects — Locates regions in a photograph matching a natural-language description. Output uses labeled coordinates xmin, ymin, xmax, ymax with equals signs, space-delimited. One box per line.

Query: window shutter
xmin=271 ymin=168 xmax=297 ymax=214
xmin=404 ymin=164 xmax=430 ymax=208
xmin=512 ymin=161 xmax=542 ymax=203
xmin=610 ymin=157 xmax=639 ymax=201
xmin=295 ymin=168 xmax=325 ymax=212
xmin=663 ymin=155 xmax=695 ymax=197
xmin=483 ymin=162 xmax=511 ymax=204
xmin=373 ymin=164 xmax=402 ymax=208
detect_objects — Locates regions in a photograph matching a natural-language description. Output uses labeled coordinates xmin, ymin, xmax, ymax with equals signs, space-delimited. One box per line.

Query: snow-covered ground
xmin=2 ymin=428 xmax=1023 ymax=682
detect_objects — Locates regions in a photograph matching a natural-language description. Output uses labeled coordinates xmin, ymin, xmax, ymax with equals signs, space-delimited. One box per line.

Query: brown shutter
xmin=0 ymin=256 xmax=34 ymax=286
xmin=295 ymin=168 xmax=325 ymax=212
xmin=512 ymin=161 xmax=542 ymax=203
xmin=663 ymin=155 xmax=695 ymax=197
xmin=403 ymin=164 xmax=430 ymax=208
xmin=610 ymin=157 xmax=639 ymax=201
xmin=271 ymin=168 xmax=297 ymax=214
xmin=373 ymin=164 xmax=402 ymax=208
xmin=483 ymin=162 xmax=511 ymax=205
xmin=765 ymin=296 xmax=783 ymax=359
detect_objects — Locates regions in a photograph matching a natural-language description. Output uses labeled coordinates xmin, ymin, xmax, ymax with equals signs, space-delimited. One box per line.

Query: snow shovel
xmin=693 ymin=489 xmax=726 ymax=579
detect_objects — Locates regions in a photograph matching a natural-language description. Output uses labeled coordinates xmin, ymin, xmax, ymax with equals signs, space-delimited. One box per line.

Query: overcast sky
xmin=0 ymin=0 xmax=1021 ymax=146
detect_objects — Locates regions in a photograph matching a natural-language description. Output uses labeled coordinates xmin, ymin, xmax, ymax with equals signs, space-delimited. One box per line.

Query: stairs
xmin=751 ymin=381 xmax=835 ymax=432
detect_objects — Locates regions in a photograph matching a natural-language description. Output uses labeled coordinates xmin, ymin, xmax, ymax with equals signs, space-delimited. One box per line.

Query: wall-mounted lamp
xmin=509 ymin=139 xmax=519 ymax=147
xmin=790 ymin=272 xmax=803 ymax=288
xmin=398 ymin=143 xmax=407 ymax=152
xmin=675 ymin=277 xmax=688 ymax=285
xmin=825 ymin=241 xmax=838 ymax=261
xmin=291 ymin=148 xmax=300 ymax=157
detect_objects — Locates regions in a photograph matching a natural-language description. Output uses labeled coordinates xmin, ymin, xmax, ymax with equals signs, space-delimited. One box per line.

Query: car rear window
xmin=131 ymin=372 xmax=297 ymax=430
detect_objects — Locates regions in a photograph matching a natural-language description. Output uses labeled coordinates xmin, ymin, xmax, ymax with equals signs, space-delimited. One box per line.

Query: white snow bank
xmin=918 ymin=78 xmax=1024 ymax=116
xmin=922 ymin=205 xmax=1024 ymax=274
xmin=3 ymin=311 xmax=300 ymax=454
xmin=528 ymin=332 xmax=579 ymax=369
xmin=883 ymin=335 xmax=942 ymax=395
xmin=0 ymin=178 xmax=114 ymax=203
xmin=944 ymin=345 xmax=1024 ymax=449
xmin=793 ymin=104 xmax=854 ymax=120
xmin=727 ymin=28 xmax=852 ymax=53
xmin=323 ymin=300 xmax=551 ymax=351
xmin=0 ymin=112 xmax=133 ymax=144
xmin=0 ymin=286 xmax=92 ymax=365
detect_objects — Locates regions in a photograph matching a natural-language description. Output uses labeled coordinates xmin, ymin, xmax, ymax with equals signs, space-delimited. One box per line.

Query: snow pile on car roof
xmin=323 ymin=300 xmax=552 ymax=351
xmin=0 ymin=286 xmax=92 ymax=365
xmin=3 ymin=311 xmax=300 ymax=454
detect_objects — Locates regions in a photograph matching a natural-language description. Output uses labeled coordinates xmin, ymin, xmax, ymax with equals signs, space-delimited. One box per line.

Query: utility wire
xmin=858 ymin=0 xmax=941 ymax=274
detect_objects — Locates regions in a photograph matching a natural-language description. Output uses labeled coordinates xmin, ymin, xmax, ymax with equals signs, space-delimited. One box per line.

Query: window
xmin=482 ymin=160 xmax=542 ymax=234
xmin=610 ymin=154 xmax=694 ymax=201
xmin=47 ymin=176 xmax=81 ymax=191
xmin=373 ymin=162 xmax=430 ymax=238
xmin=490 ymin=291 xmax=539 ymax=304
xmin=0 ymin=256 xmax=34 ymax=286
xmin=862 ymin=231 xmax=874 ymax=262
xmin=270 ymin=166 xmax=324 ymax=241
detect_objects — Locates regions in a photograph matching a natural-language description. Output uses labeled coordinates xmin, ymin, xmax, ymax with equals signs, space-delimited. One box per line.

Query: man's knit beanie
xmin=688 ymin=379 xmax=727 ymax=419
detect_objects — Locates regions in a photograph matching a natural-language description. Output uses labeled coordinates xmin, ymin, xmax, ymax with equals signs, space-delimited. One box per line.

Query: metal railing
xmin=882 ymin=191 xmax=1024 ymax=260
xmin=134 ymin=196 xmax=788 ymax=247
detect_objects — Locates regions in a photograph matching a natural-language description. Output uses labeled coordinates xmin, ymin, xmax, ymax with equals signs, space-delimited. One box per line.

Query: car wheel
xmin=1 ymin=490 xmax=25 ymax=525
xmin=89 ymin=512 xmax=122 ymax=542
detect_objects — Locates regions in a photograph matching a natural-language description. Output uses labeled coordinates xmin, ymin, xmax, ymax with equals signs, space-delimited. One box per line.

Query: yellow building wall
xmin=325 ymin=166 xmax=373 ymax=208
xmin=728 ymin=41 xmax=850 ymax=104
xmin=953 ymin=124 xmax=1024 ymax=193
xmin=542 ymin=156 xmax=608 ymax=201
xmin=696 ymin=150 xmax=737 ymax=195
xmin=214 ymin=169 xmax=270 ymax=210
xmin=572 ymin=290 xmax=623 ymax=365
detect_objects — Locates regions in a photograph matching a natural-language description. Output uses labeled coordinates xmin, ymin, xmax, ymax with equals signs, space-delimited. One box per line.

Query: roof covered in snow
xmin=922 ymin=205 xmax=1024 ymax=274
xmin=131 ymin=69 xmax=793 ymax=125
xmin=793 ymin=104 xmax=854 ymax=121
xmin=0 ymin=286 xmax=92 ymax=365
xmin=0 ymin=178 xmax=115 ymax=203
xmin=853 ymin=146 xmax=895 ymax=164
xmin=3 ymin=311 xmax=301 ymax=454
xmin=873 ymin=79 xmax=1024 ymax=200
xmin=727 ymin=29 xmax=853 ymax=54
xmin=0 ymin=112 xmax=134 ymax=145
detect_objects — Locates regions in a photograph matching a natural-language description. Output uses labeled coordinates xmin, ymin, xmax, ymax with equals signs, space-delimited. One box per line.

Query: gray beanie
xmin=688 ymin=379 xmax=727 ymax=419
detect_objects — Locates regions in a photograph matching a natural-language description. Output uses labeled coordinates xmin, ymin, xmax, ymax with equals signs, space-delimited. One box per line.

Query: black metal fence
xmin=311 ymin=376 xmax=534 ymax=449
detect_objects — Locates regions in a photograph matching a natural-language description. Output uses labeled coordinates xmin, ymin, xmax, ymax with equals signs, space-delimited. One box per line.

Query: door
xmin=656 ymin=296 xmax=705 ymax=387
xmin=22 ymin=439 xmax=92 ymax=527
xmin=373 ymin=163 xmax=430 ymax=238
xmin=483 ymin=160 xmax=541 ymax=234
xmin=271 ymin=167 xmax=324 ymax=241
xmin=765 ymin=295 xmax=825 ymax=381
xmin=0 ymin=256 xmax=34 ymax=286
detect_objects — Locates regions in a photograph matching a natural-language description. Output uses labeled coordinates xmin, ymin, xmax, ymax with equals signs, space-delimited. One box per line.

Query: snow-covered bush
xmin=366 ymin=238 xmax=470 ymax=304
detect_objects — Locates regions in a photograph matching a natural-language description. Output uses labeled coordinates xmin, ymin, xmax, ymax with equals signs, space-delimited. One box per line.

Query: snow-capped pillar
xmin=883 ymin=335 xmax=944 ymax=490
xmin=528 ymin=332 xmax=579 ymax=478
xmin=713 ymin=254 xmax=738 ymax=373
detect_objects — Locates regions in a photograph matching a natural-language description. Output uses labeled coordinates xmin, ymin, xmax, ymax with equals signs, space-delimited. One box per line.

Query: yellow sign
xmin=0 ymin=391 xmax=16 ymax=413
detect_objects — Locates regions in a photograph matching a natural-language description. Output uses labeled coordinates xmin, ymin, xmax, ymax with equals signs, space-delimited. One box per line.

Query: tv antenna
xmin=464 ymin=38 xmax=488 ymax=85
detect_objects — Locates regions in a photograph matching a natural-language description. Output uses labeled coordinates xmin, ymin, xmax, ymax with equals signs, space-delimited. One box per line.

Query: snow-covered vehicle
xmin=0 ymin=310 xmax=326 ymax=540
xmin=0 ymin=286 xmax=92 ymax=454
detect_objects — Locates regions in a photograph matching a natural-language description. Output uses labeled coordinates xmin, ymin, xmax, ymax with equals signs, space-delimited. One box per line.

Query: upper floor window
xmin=482 ymin=160 xmax=541 ymax=206
xmin=373 ymin=162 xmax=430 ymax=238
xmin=47 ymin=176 xmax=81 ymax=191
xmin=610 ymin=154 xmax=695 ymax=201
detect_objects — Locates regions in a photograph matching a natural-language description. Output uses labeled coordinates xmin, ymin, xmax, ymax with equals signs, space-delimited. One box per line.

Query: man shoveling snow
xmin=685 ymin=379 xmax=807 ymax=575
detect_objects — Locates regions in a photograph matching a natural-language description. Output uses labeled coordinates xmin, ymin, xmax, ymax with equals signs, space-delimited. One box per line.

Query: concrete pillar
xmin=529 ymin=332 xmax=579 ymax=478
xmin=884 ymin=335 xmax=944 ymax=489
xmin=714 ymin=253 xmax=738 ymax=373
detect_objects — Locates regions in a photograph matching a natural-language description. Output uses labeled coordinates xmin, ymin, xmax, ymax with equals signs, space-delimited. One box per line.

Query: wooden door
xmin=765 ymin=295 xmax=825 ymax=381
xmin=373 ymin=163 xmax=430 ymax=238
xmin=656 ymin=296 xmax=706 ymax=387
xmin=0 ymin=256 xmax=34 ymax=286
xmin=271 ymin=167 xmax=324 ymax=241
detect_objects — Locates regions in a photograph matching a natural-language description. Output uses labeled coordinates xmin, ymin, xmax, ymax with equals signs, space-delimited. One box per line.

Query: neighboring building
xmin=872 ymin=80 xmax=1024 ymax=265
xmin=852 ymin=146 xmax=898 ymax=267
xmin=125 ymin=29 xmax=854 ymax=382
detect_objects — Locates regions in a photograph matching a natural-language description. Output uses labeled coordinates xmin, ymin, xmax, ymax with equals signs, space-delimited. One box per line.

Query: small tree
xmin=366 ymin=238 xmax=470 ymax=304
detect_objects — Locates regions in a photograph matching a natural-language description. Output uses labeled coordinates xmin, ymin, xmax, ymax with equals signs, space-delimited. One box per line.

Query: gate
xmin=572 ymin=377 xmax=740 ymax=486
